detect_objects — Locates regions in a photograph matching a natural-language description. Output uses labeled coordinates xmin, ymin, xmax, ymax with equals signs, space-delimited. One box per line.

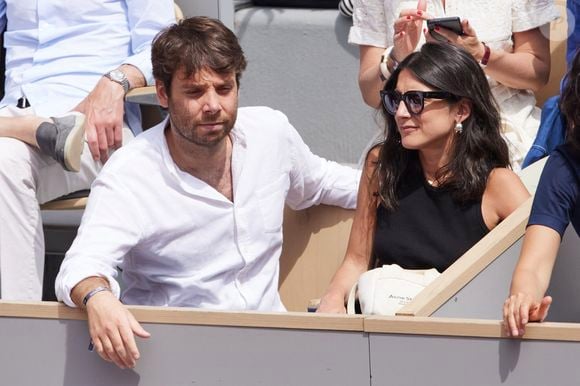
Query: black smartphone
xmin=426 ymin=16 xmax=463 ymax=42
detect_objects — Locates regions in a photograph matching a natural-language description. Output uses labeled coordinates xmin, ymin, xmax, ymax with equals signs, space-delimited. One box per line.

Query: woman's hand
xmin=503 ymin=293 xmax=552 ymax=337
xmin=425 ymin=19 xmax=486 ymax=62
xmin=392 ymin=0 xmax=429 ymax=62
xmin=317 ymin=292 xmax=347 ymax=314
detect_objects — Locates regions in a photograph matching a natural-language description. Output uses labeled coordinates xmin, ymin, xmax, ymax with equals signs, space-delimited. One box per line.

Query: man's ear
xmin=155 ymin=80 xmax=169 ymax=109
xmin=456 ymin=98 xmax=472 ymax=124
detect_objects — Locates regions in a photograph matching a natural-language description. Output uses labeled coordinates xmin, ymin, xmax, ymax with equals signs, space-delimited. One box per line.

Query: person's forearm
xmin=71 ymin=276 xmax=111 ymax=308
xmin=359 ymin=67 xmax=383 ymax=108
xmin=324 ymin=258 xmax=368 ymax=303
xmin=509 ymin=269 xmax=548 ymax=301
xmin=509 ymin=225 xmax=560 ymax=299
xmin=358 ymin=46 xmax=386 ymax=108
xmin=481 ymin=49 xmax=549 ymax=92
xmin=119 ymin=64 xmax=147 ymax=91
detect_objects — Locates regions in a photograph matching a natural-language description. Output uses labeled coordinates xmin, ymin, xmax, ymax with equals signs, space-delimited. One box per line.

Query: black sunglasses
xmin=380 ymin=90 xmax=457 ymax=115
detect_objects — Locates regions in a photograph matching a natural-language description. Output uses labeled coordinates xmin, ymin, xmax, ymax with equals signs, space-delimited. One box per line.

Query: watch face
xmin=109 ymin=70 xmax=125 ymax=82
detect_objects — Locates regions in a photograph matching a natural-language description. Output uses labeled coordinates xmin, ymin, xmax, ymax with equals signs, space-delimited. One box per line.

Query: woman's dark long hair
xmin=374 ymin=43 xmax=510 ymax=211
xmin=560 ymin=48 xmax=580 ymax=155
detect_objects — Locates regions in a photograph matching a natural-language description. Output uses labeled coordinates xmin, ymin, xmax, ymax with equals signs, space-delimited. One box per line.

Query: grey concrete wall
xmin=235 ymin=7 xmax=380 ymax=165
xmin=175 ymin=0 xmax=234 ymax=29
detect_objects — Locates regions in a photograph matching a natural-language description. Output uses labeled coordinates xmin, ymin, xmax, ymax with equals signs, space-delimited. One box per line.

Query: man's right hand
xmin=85 ymin=291 xmax=151 ymax=369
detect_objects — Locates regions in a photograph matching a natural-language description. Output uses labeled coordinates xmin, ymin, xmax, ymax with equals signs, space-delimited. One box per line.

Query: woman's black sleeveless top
xmin=372 ymin=169 xmax=489 ymax=273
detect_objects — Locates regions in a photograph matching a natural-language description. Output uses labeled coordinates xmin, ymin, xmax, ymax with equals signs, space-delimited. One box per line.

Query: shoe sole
xmin=62 ymin=112 xmax=86 ymax=172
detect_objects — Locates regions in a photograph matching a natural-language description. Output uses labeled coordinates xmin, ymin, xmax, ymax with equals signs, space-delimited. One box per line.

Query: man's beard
xmin=168 ymin=106 xmax=235 ymax=148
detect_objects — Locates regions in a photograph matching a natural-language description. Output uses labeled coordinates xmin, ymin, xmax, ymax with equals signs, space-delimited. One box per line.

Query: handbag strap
xmin=346 ymin=281 xmax=358 ymax=314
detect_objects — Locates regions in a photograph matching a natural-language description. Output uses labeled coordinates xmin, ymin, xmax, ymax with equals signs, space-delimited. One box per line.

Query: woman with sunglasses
xmin=350 ymin=0 xmax=559 ymax=171
xmin=318 ymin=43 xmax=529 ymax=313
xmin=503 ymin=50 xmax=580 ymax=337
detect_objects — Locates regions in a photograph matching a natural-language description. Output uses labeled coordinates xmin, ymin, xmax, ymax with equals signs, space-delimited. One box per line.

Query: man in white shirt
xmin=55 ymin=17 xmax=360 ymax=369
xmin=0 ymin=1 xmax=175 ymax=300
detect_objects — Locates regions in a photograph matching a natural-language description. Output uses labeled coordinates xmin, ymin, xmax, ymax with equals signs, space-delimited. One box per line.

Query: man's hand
xmin=503 ymin=293 xmax=552 ymax=337
xmin=86 ymin=291 xmax=151 ymax=369
xmin=73 ymin=77 xmax=126 ymax=163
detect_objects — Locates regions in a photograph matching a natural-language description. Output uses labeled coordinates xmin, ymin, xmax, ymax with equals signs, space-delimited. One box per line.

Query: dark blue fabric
xmin=522 ymin=96 xmax=567 ymax=168
xmin=528 ymin=144 xmax=580 ymax=238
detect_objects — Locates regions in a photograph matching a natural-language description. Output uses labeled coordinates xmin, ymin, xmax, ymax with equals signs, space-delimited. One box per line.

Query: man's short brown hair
xmin=152 ymin=16 xmax=247 ymax=93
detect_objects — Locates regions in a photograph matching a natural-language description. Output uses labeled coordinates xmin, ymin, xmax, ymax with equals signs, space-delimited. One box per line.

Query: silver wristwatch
xmin=104 ymin=69 xmax=130 ymax=94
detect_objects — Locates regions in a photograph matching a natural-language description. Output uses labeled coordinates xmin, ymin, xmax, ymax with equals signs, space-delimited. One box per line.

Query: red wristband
xmin=480 ymin=42 xmax=491 ymax=67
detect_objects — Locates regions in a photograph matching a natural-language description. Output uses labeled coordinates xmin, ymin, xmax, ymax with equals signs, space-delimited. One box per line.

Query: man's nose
xmin=202 ymin=91 xmax=221 ymax=114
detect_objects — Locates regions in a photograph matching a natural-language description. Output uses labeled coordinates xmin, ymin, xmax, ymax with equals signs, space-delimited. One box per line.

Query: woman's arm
xmin=358 ymin=45 xmax=387 ymax=108
xmin=435 ymin=22 xmax=551 ymax=92
xmin=503 ymin=225 xmax=560 ymax=337
xmin=482 ymin=168 xmax=531 ymax=229
xmin=482 ymin=28 xmax=551 ymax=92
xmin=317 ymin=149 xmax=379 ymax=313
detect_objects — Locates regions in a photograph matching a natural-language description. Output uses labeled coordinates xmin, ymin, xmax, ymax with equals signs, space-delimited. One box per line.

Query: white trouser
xmin=0 ymin=105 xmax=132 ymax=300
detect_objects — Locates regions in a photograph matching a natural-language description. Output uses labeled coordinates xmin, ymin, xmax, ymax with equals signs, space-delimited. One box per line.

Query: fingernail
xmin=417 ymin=10 xmax=422 ymax=15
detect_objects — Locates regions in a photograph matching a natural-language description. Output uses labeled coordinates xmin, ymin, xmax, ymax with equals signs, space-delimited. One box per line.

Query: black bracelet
xmin=82 ymin=286 xmax=111 ymax=306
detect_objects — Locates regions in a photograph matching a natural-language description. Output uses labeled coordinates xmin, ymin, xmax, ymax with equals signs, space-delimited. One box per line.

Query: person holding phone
xmin=318 ymin=43 xmax=529 ymax=314
xmin=349 ymin=0 xmax=559 ymax=169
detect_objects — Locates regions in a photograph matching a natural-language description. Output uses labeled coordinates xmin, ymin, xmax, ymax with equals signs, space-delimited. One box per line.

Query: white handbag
xmin=347 ymin=264 xmax=440 ymax=315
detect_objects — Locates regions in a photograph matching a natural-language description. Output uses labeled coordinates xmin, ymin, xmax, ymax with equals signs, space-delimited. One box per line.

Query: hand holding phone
xmin=426 ymin=17 xmax=464 ymax=43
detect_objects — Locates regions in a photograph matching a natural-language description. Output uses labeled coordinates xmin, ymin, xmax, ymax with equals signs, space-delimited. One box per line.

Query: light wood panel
xmin=279 ymin=205 xmax=354 ymax=311
xmin=0 ymin=300 xmax=363 ymax=331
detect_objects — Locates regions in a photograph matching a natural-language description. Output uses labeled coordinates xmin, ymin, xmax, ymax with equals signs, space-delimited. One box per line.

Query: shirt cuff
xmin=56 ymin=268 xmax=122 ymax=308
xmin=348 ymin=26 xmax=388 ymax=48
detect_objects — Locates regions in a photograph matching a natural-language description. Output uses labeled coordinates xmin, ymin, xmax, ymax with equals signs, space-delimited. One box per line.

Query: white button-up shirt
xmin=56 ymin=107 xmax=360 ymax=311
xmin=0 ymin=0 xmax=175 ymax=128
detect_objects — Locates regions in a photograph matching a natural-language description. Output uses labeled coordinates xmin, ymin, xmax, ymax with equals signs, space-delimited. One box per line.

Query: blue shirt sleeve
xmin=528 ymin=147 xmax=579 ymax=238
xmin=0 ymin=1 xmax=6 ymax=32
xmin=123 ymin=0 xmax=176 ymax=85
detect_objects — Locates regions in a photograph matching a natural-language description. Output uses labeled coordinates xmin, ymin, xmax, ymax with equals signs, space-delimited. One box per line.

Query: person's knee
xmin=0 ymin=138 xmax=35 ymax=179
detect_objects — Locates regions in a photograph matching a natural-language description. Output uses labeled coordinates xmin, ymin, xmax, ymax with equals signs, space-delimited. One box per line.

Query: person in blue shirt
xmin=503 ymin=48 xmax=580 ymax=337
xmin=0 ymin=0 xmax=175 ymax=300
